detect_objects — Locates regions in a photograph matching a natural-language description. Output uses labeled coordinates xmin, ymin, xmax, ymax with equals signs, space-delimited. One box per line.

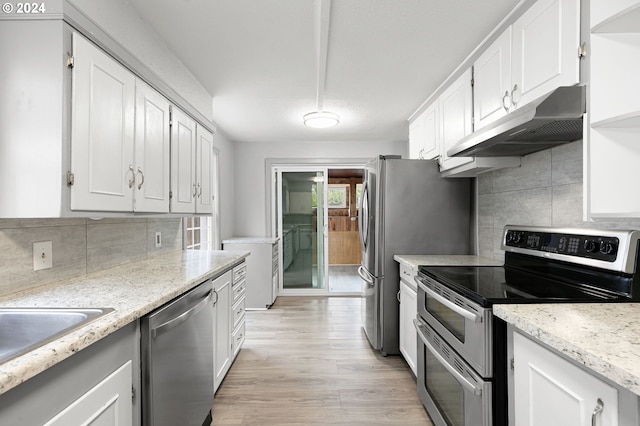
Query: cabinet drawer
xmin=232 ymin=279 xmax=246 ymax=302
xmin=231 ymin=320 xmax=245 ymax=358
xmin=232 ymin=296 xmax=245 ymax=329
xmin=233 ymin=262 xmax=247 ymax=284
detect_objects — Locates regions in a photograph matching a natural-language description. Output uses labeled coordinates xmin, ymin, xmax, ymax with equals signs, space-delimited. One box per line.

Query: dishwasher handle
xmin=152 ymin=290 xmax=213 ymax=339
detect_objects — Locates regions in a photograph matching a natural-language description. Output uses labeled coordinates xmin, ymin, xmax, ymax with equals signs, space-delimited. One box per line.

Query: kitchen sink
xmin=0 ymin=307 xmax=114 ymax=364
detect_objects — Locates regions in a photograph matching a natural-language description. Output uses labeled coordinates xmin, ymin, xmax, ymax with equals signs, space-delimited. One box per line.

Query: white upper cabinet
xmin=170 ymin=108 xmax=214 ymax=214
xmin=473 ymin=27 xmax=512 ymax=130
xmin=409 ymin=100 xmax=439 ymax=160
xmin=70 ymin=32 xmax=136 ymax=212
xmin=196 ymin=126 xmax=215 ymax=214
xmin=134 ymin=79 xmax=171 ymax=213
xmin=585 ymin=0 xmax=640 ymax=219
xmin=511 ymin=0 xmax=581 ymax=107
xmin=71 ymin=33 xmax=172 ymax=213
xmin=439 ymin=68 xmax=474 ymax=171
xmin=474 ymin=0 xmax=581 ymax=131
xmin=170 ymin=107 xmax=197 ymax=213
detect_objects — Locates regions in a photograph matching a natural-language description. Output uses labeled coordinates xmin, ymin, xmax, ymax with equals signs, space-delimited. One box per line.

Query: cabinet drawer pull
xmin=511 ymin=84 xmax=520 ymax=108
xmin=137 ymin=167 xmax=145 ymax=190
xmin=502 ymin=90 xmax=511 ymax=112
xmin=128 ymin=164 xmax=136 ymax=189
xmin=592 ymin=398 xmax=604 ymax=426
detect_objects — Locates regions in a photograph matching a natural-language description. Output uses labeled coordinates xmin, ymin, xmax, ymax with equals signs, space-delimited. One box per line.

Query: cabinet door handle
xmin=418 ymin=148 xmax=425 ymax=160
xmin=511 ymin=84 xmax=520 ymax=108
xmin=128 ymin=164 xmax=136 ymax=189
xmin=137 ymin=167 xmax=145 ymax=190
xmin=502 ymin=90 xmax=512 ymax=112
xmin=397 ymin=289 xmax=401 ymax=303
xmin=192 ymin=183 xmax=197 ymax=197
xmin=197 ymin=183 xmax=202 ymax=198
xmin=592 ymin=398 xmax=604 ymax=426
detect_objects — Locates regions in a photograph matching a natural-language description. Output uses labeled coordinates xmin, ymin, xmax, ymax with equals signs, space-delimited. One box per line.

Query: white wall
xmin=69 ymin=0 xmax=213 ymax=121
xmin=233 ymin=140 xmax=406 ymax=237
xmin=215 ymin=130 xmax=235 ymax=241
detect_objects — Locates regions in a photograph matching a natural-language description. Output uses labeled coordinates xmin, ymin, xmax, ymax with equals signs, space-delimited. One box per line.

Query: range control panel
xmin=504 ymin=229 xmax=619 ymax=262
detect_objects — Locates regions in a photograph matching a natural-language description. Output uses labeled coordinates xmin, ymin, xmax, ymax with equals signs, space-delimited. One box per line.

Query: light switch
xmin=33 ymin=241 xmax=53 ymax=271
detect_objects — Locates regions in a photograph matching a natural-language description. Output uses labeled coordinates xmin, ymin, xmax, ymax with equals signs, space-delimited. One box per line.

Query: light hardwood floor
xmin=212 ymin=296 xmax=433 ymax=425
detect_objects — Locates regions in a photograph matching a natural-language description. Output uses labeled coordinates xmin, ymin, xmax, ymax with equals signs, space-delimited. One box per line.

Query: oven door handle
xmin=415 ymin=277 xmax=482 ymax=323
xmin=414 ymin=319 xmax=483 ymax=396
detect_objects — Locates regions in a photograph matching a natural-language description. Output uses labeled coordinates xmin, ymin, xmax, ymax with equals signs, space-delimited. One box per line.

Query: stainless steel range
xmin=414 ymin=226 xmax=640 ymax=426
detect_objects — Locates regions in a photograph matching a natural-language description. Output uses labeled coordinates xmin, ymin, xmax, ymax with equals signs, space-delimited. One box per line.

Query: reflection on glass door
xmin=276 ymin=169 xmax=328 ymax=293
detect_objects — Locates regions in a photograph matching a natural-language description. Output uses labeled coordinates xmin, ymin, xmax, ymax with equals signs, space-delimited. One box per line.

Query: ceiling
xmin=127 ymin=0 xmax=520 ymax=144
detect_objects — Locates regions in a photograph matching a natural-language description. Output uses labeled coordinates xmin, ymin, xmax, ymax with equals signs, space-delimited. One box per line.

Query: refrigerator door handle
xmin=358 ymin=265 xmax=375 ymax=287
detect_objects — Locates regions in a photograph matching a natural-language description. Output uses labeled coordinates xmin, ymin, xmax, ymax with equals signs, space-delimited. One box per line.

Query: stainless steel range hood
xmin=448 ymin=85 xmax=586 ymax=157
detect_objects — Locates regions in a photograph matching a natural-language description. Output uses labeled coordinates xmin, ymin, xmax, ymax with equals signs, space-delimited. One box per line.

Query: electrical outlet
xmin=33 ymin=241 xmax=53 ymax=271
xmin=155 ymin=232 xmax=162 ymax=248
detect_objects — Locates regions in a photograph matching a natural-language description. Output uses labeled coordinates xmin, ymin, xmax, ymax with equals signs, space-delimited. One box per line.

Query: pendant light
xmin=304 ymin=0 xmax=339 ymax=129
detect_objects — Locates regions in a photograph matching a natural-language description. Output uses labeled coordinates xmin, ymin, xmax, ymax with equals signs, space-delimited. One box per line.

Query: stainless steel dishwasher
xmin=141 ymin=279 xmax=215 ymax=426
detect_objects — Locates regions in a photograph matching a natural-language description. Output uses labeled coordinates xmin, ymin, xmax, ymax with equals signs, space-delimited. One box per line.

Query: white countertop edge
xmin=494 ymin=303 xmax=640 ymax=397
xmin=393 ymin=254 xmax=503 ymax=270
xmin=0 ymin=249 xmax=249 ymax=396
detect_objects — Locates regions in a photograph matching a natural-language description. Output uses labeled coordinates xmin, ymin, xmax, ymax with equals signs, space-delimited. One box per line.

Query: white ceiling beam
xmin=314 ymin=0 xmax=331 ymax=112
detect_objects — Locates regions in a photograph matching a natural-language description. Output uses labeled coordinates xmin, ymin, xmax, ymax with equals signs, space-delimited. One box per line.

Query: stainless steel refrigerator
xmin=357 ymin=156 xmax=471 ymax=355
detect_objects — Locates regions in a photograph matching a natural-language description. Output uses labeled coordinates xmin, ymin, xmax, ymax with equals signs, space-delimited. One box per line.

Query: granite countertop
xmin=0 ymin=249 xmax=249 ymax=396
xmin=494 ymin=303 xmax=640 ymax=396
xmin=394 ymin=254 xmax=503 ymax=270
xmin=223 ymin=236 xmax=279 ymax=244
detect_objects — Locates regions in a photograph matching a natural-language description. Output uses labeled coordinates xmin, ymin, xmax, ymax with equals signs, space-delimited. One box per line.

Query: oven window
xmin=426 ymin=295 xmax=465 ymax=342
xmin=426 ymin=347 xmax=464 ymax=426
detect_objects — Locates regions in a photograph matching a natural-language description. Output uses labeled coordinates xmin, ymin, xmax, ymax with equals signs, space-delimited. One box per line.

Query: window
xmin=184 ymin=217 xmax=213 ymax=250
xmin=183 ymin=146 xmax=220 ymax=251
xmin=327 ymin=184 xmax=348 ymax=209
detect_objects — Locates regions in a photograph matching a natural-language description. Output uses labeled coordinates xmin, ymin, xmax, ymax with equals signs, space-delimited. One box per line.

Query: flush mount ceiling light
xmin=303 ymin=0 xmax=339 ymax=129
xmin=303 ymin=111 xmax=339 ymax=128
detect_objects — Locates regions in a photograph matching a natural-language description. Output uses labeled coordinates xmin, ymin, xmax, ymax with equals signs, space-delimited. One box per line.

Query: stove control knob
xmin=584 ymin=239 xmax=600 ymax=253
xmin=600 ymin=242 xmax=616 ymax=255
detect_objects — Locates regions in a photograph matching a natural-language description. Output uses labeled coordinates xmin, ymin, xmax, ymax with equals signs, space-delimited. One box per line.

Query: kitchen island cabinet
xmin=495 ymin=303 xmax=640 ymax=426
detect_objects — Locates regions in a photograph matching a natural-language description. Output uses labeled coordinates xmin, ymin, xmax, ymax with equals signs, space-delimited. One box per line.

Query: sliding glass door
xmin=274 ymin=167 xmax=328 ymax=294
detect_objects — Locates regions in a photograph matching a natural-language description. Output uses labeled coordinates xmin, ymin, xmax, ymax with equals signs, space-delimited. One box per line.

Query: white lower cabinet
xmin=213 ymin=261 xmax=246 ymax=393
xmin=0 ymin=323 xmax=138 ymax=426
xmin=45 ymin=361 xmax=132 ymax=426
xmin=213 ymin=270 xmax=232 ymax=393
xmin=399 ymin=277 xmax=417 ymax=376
xmin=512 ymin=331 xmax=618 ymax=426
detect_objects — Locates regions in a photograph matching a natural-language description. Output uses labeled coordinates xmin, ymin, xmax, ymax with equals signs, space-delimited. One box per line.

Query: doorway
xmin=326 ymin=169 xmax=363 ymax=293
xmin=271 ymin=164 xmax=364 ymax=295
xmin=275 ymin=168 xmax=327 ymax=295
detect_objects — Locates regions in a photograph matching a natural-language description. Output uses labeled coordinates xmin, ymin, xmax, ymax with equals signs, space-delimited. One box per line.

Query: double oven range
xmin=414 ymin=226 xmax=640 ymax=426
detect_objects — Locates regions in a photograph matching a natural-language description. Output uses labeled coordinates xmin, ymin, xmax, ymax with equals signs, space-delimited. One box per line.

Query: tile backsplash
xmin=478 ymin=140 xmax=640 ymax=261
xmin=0 ymin=218 xmax=182 ymax=297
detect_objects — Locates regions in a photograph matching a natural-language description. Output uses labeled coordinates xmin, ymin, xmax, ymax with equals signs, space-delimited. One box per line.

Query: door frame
xmin=273 ymin=166 xmax=328 ymax=295
xmin=266 ymin=158 xmax=368 ymax=296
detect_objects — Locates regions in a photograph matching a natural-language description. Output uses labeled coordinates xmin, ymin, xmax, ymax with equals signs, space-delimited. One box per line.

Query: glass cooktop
xmin=418 ymin=265 xmax=624 ymax=307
